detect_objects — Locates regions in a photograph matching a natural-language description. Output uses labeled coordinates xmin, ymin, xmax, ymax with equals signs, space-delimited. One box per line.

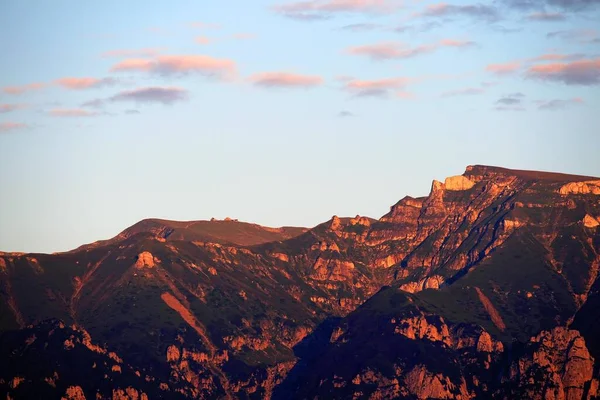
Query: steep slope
xmin=1 ymin=165 xmax=599 ymax=399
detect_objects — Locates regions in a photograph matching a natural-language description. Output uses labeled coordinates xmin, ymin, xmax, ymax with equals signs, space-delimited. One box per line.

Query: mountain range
xmin=1 ymin=165 xmax=599 ymax=399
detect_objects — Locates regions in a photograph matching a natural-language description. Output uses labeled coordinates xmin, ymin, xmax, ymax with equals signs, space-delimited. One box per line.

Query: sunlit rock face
xmin=1 ymin=165 xmax=600 ymax=399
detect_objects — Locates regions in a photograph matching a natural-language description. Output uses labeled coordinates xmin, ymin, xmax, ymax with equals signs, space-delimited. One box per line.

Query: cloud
xmin=526 ymin=11 xmax=566 ymax=20
xmin=49 ymin=108 xmax=98 ymax=117
xmin=502 ymin=0 xmax=600 ymax=12
xmin=101 ymin=48 xmax=164 ymax=58
xmin=496 ymin=97 xmax=521 ymax=105
xmin=55 ymin=77 xmax=119 ymax=90
xmin=345 ymin=39 xmax=474 ymax=60
xmin=0 ymin=122 xmax=28 ymax=133
xmin=110 ymin=55 xmax=236 ymax=79
xmin=418 ymin=3 xmax=500 ymax=22
xmin=526 ymin=58 xmax=600 ymax=85
xmin=339 ymin=23 xmax=381 ymax=31
xmin=495 ymin=105 xmax=525 ymax=111
xmin=494 ymin=92 xmax=526 ymax=110
xmin=125 ymin=109 xmax=141 ymax=114
xmin=343 ymin=77 xmax=413 ymax=98
xmin=486 ymin=61 xmax=521 ymax=75
xmin=338 ymin=110 xmax=354 ymax=117
xmin=547 ymin=29 xmax=600 ymax=43
xmin=441 ymin=87 xmax=485 ymax=97
xmin=188 ymin=22 xmax=220 ymax=30
xmin=536 ymin=97 xmax=584 ymax=110
xmin=250 ymin=72 xmax=323 ymax=88
xmin=80 ymin=99 xmax=105 ymax=109
xmin=195 ymin=36 xmax=211 ymax=45
xmin=529 ymin=53 xmax=584 ymax=62
xmin=109 ymin=87 xmax=189 ymax=104
xmin=0 ymin=104 xmax=27 ymax=113
xmin=3 ymin=82 xmax=46 ymax=95
xmin=273 ymin=0 xmax=402 ymax=20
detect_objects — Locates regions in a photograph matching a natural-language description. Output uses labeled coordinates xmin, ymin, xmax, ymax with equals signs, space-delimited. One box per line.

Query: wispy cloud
xmin=195 ymin=36 xmax=212 ymax=45
xmin=417 ymin=3 xmax=500 ymax=22
xmin=535 ymin=97 xmax=584 ymax=110
xmin=250 ymin=72 xmax=323 ymax=88
xmin=49 ymin=108 xmax=98 ymax=117
xmin=526 ymin=58 xmax=600 ymax=85
xmin=338 ymin=110 xmax=355 ymax=117
xmin=0 ymin=122 xmax=28 ymax=133
xmin=0 ymin=104 xmax=27 ymax=113
xmin=188 ymin=21 xmax=221 ymax=30
xmin=526 ymin=11 xmax=566 ymax=21
xmin=109 ymin=87 xmax=189 ymax=104
xmin=3 ymin=82 xmax=46 ymax=95
xmin=81 ymin=99 xmax=105 ymax=109
xmin=486 ymin=61 xmax=522 ymax=75
xmin=231 ymin=33 xmax=257 ymax=40
xmin=339 ymin=23 xmax=381 ymax=31
xmin=494 ymin=92 xmax=525 ymax=111
xmin=547 ymin=29 xmax=600 ymax=43
xmin=502 ymin=0 xmax=600 ymax=12
xmin=55 ymin=77 xmax=119 ymax=90
xmin=273 ymin=0 xmax=402 ymax=20
xmin=345 ymin=39 xmax=474 ymax=61
xmin=125 ymin=109 xmax=141 ymax=114
xmin=101 ymin=48 xmax=164 ymax=58
xmin=110 ymin=55 xmax=236 ymax=79
xmin=343 ymin=77 xmax=413 ymax=98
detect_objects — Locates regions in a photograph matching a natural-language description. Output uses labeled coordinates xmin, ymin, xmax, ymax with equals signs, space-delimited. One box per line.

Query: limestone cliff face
xmin=501 ymin=327 xmax=599 ymax=400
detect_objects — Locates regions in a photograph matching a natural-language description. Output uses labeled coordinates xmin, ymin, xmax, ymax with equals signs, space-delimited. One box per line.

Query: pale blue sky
xmin=1 ymin=0 xmax=599 ymax=253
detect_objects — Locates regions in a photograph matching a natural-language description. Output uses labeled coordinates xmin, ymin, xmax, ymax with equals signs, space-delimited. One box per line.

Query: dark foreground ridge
xmin=1 ymin=165 xmax=599 ymax=399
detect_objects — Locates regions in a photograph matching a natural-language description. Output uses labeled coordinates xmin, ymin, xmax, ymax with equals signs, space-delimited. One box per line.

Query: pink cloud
xmin=3 ymin=82 xmax=46 ymax=95
xmin=250 ymin=72 xmax=323 ymax=88
xmin=110 ymin=55 xmax=236 ymax=79
xmin=55 ymin=77 xmax=118 ymax=90
xmin=274 ymin=0 xmax=402 ymax=19
xmin=195 ymin=36 xmax=211 ymax=45
xmin=0 ymin=104 xmax=27 ymax=113
xmin=485 ymin=61 xmax=522 ymax=75
xmin=343 ymin=77 xmax=412 ymax=97
xmin=101 ymin=48 xmax=164 ymax=58
xmin=49 ymin=108 xmax=97 ymax=117
xmin=528 ymin=53 xmax=584 ymax=62
xmin=189 ymin=22 xmax=220 ymax=30
xmin=527 ymin=12 xmax=566 ymax=21
xmin=439 ymin=39 xmax=475 ymax=47
xmin=346 ymin=39 xmax=474 ymax=60
xmin=109 ymin=87 xmax=189 ymax=104
xmin=526 ymin=58 xmax=600 ymax=85
xmin=0 ymin=122 xmax=28 ymax=132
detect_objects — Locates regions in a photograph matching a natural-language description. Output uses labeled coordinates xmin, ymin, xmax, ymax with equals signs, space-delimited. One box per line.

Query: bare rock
xmin=583 ymin=214 xmax=600 ymax=228
xmin=444 ymin=175 xmax=475 ymax=191
xmin=134 ymin=252 xmax=155 ymax=268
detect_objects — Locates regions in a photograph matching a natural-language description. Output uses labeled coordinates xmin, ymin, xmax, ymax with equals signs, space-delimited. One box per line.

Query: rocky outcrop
xmin=400 ymin=275 xmax=445 ymax=293
xmin=559 ymin=181 xmax=600 ymax=195
xmin=134 ymin=252 xmax=155 ymax=268
xmin=583 ymin=214 xmax=600 ymax=228
xmin=503 ymin=327 xmax=599 ymax=400
xmin=444 ymin=175 xmax=475 ymax=191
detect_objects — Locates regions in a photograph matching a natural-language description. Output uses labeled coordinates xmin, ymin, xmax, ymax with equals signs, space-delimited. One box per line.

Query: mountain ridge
xmin=1 ymin=164 xmax=599 ymax=399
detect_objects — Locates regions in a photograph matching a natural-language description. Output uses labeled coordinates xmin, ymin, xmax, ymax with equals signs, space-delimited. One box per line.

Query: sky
xmin=1 ymin=0 xmax=599 ymax=253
